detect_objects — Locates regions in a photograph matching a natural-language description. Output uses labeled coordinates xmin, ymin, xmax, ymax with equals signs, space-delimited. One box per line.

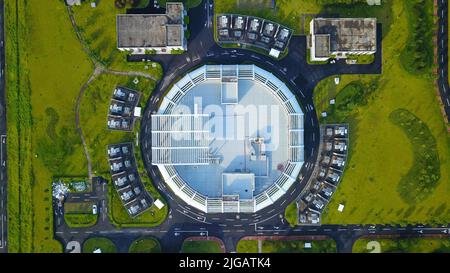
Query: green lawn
xmin=71 ymin=1 xmax=163 ymax=76
xmin=215 ymin=0 xmax=393 ymax=35
xmin=82 ymin=237 xmax=117 ymax=253
xmin=237 ymin=239 xmax=337 ymax=253
xmin=64 ymin=214 xmax=98 ymax=228
xmin=181 ymin=240 xmax=224 ymax=253
xmin=319 ymin=0 xmax=450 ymax=225
xmin=129 ymin=237 xmax=162 ymax=253
xmin=6 ymin=0 xmax=92 ymax=253
xmin=353 ymin=237 xmax=450 ymax=253
xmin=284 ymin=202 xmax=298 ymax=227
xmin=78 ymin=72 xmax=168 ymax=227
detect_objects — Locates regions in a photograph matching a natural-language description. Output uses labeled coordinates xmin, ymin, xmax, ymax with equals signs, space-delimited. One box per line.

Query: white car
xmin=92 ymin=205 xmax=98 ymax=215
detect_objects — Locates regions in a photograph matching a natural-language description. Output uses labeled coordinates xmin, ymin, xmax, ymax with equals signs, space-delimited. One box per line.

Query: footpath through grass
xmin=353 ymin=237 xmax=450 ymax=253
xmin=6 ymin=0 xmax=92 ymax=252
xmin=319 ymin=0 xmax=450 ymax=225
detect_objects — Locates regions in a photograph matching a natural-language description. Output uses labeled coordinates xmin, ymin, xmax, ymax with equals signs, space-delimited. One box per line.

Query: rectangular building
xmin=117 ymin=2 xmax=186 ymax=54
xmin=310 ymin=18 xmax=377 ymax=61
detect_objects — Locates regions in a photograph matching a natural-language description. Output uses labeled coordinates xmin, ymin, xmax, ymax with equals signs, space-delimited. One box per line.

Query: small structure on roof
xmin=310 ymin=18 xmax=377 ymax=61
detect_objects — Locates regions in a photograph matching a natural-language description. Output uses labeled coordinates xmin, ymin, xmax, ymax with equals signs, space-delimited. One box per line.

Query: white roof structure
xmin=222 ymin=173 xmax=255 ymax=199
xmin=154 ymin=199 xmax=165 ymax=210
xmin=134 ymin=107 xmax=142 ymax=117
xmin=269 ymin=48 xmax=281 ymax=58
xmin=151 ymin=65 xmax=304 ymax=213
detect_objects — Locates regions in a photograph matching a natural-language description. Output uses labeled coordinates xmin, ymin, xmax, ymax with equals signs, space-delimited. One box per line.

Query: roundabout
xmin=146 ymin=64 xmax=304 ymax=214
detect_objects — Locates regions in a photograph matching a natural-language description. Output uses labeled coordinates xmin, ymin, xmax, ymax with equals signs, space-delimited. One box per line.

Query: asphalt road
xmin=0 ymin=0 xmax=7 ymax=254
xmin=438 ymin=0 xmax=450 ymax=122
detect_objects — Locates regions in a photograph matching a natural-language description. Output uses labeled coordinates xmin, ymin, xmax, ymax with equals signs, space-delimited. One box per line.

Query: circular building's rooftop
xmin=150 ymin=64 xmax=304 ymax=213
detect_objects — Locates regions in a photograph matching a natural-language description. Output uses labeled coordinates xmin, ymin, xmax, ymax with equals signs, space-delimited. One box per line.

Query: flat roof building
xmin=117 ymin=2 xmax=186 ymax=54
xmin=310 ymin=18 xmax=377 ymax=61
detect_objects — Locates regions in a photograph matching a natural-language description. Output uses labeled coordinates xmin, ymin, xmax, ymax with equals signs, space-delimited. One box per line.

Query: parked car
xmin=92 ymin=204 xmax=98 ymax=215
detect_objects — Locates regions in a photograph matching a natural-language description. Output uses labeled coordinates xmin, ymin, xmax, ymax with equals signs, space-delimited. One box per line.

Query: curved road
xmin=438 ymin=0 xmax=450 ymax=122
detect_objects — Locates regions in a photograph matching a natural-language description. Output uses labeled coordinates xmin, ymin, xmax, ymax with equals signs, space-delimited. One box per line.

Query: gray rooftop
xmin=314 ymin=34 xmax=330 ymax=57
xmin=313 ymin=18 xmax=376 ymax=53
xmin=117 ymin=2 xmax=184 ymax=48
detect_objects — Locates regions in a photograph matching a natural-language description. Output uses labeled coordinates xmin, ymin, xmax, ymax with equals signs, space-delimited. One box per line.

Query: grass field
xmin=181 ymin=240 xmax=224 ymax=253
xmin=353 ymin=237 xmax=450 ymax=253
xmin=82 ymin=237 xmax=117 ymax=253
xmin=318 ymin=0 xmax=450 ymax=225
xmin=128 ymin=237 xmax=162 ymax=253
xmin=6 ymin=0 xmax=92 ymax=252
xmin=237 ymin=238 xmax=337 ymax=253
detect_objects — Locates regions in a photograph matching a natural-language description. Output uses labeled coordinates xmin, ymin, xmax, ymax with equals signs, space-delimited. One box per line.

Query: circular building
xmin=150 ymin=64 xmax=304 ymax=213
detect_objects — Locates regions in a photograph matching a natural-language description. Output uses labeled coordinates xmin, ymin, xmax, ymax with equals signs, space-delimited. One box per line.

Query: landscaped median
xmin=353 ymin=236 xmax=450 ymax=253
xmin=82 ymin=237 xmax=117 ymax=253
xmin=237 ymin=236 xmax=337 ymax=253
xmin=63 ymin=202 xmax=98 ymax=228
xmin=129 ymin=237 xmax=161 ymax=253
xmin=181 ymin=237 xmax=226 ymax=253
